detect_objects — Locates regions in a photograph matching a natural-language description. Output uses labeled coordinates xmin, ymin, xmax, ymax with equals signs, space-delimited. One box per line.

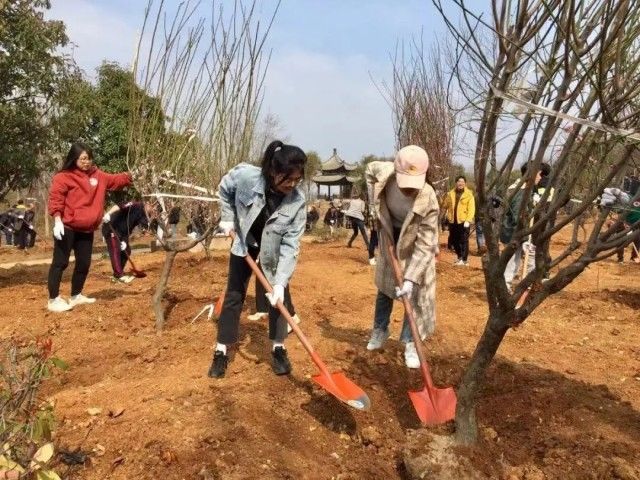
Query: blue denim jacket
xmin=217 ymin=163 xmax=306 ymax=287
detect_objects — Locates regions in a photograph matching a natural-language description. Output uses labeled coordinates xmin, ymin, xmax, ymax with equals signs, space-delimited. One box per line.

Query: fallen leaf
xmin=30 ymin=443 xmax=55 ymax=467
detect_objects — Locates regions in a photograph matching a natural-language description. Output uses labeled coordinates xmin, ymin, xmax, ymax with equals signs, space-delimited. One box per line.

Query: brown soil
xmin=0 ymin=231 xmax=639 ymax=479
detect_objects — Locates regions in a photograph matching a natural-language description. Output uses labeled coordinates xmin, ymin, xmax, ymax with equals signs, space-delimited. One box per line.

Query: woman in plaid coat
xmin=364 ymin=146 xmax=439 ymax=369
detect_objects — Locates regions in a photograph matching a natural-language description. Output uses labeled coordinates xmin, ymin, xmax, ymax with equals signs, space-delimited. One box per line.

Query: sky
xmin=47 ymin=0 xmax=470 ymax=166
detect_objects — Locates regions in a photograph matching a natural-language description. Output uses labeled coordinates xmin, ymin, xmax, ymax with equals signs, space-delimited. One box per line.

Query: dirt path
xmin=0 ymin=234 xmax=638 ymax=479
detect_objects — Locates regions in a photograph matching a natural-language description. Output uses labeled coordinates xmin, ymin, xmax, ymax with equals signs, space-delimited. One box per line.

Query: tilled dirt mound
xmin=0 ymin=234 xmax=638 ymax=479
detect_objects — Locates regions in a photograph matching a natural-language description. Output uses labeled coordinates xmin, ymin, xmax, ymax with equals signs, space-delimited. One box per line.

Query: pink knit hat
xmin=394 ymin=145 xmax=429 ymax=189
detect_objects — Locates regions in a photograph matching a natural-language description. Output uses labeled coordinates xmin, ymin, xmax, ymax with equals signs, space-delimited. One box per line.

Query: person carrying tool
xmin=46 ymin=142 xmax=133 ymax=312
xmin=208 ymin=140 xmax=307 ymax=378
xmin=444 ymin=176 xmax=475 ymax=266
xmin=500 ymin=162 xmax=551 ymax=292
xmin=365 ymin=145 xmax=439 ymax=369
xmin=101 ymin=200 xmax=156 ymax=283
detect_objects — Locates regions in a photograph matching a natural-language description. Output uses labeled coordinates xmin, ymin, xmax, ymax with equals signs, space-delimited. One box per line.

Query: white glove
xmin=463 ymin=221 xmax=470 ymax=228
xmin=53 ymin=218 xmax=65 ymax=241
xmin=28 ymin=224 xmax=34 ymax=230
xmin=102 ymin=213 xmax=111 ymax=223
xmin=395 ymin=280 xmax=414 ymax=298
xmin=120 ymin=241 xmax=127 ymax=251
xmin=217 ymin=220 xmax=234 ymax=236
xmin=266 ymin=284 xmax=285 ymax=307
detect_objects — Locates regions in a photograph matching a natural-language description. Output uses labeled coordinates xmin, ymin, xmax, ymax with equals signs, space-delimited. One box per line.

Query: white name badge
xmin=89 ymin=178 xmax=98 ymax=187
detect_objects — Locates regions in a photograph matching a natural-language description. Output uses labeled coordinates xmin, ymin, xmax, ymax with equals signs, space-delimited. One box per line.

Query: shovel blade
xmin=131 ymin=270 xmax=147 ymax=278
xmin=214 ymin=292 xmax=225 ymax=319
xmin=312 ymin=371 xmax=371 ymax=411
xmin=409 ymin=386 xmax=457 ymax=425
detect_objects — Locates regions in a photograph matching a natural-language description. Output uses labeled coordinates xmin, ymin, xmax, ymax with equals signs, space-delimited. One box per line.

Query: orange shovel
xmin=386 ymin=238 xmax=456 ymax=425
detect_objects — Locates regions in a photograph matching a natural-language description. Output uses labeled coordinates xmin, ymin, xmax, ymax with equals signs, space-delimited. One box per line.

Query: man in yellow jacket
xmin=445 ymin=176 xmax=475 ymax=266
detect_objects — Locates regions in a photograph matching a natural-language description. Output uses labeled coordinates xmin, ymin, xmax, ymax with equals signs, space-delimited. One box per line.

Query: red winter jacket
xmin=48 ymin=166 xmax=132 ymax=233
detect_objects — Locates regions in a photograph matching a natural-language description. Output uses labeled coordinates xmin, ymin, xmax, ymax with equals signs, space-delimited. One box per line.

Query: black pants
xmin=47 ymin=228 xmax=94 ymax=299
xmin=347 ymin=217 xmax=370 ymax=248
xmin=15 ymin=225 xmax=31 ymax=249
xmin=28 ymin=228 xmax=36 ymax=248
xmin=450 ymin=223 xmax=470 ymax=261
xmin=217 ymin=247 xmax=289 ymax=344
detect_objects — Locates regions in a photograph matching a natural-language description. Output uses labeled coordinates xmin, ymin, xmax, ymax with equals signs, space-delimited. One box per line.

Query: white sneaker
xmin=404 ymin=342 xmax=420 ymax=369
xmin=47 ymin=296 xmax=73 ymax=313
xmin=69 ymin=294 xmax=96 ymax=307
xmin=366 ymin=328 xmax=390 ymax=351
xmin=112 ymin=275 xmax=135 ymax=284
xmin=247 ymin=311 xmax=267 ymax=321
xmin=287 ymin=314 xmax=301 ymax=334
xmin=454 ymin=258 xmax=463 ymax=265
xmin=368 ymin=257 xmax=376 ymax=266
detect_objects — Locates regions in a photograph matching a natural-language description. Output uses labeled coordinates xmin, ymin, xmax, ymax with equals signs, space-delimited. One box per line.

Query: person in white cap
xmin=364 ymin=145 xmax=439 ymax=369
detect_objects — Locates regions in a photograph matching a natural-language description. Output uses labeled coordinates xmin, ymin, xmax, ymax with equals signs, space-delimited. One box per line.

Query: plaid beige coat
xmin=366 ymin=161 xmax=439 ymax=340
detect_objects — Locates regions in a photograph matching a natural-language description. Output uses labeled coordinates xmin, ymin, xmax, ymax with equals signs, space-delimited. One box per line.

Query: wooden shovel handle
xmin=385 ymin=233 xmax=435 ymax=389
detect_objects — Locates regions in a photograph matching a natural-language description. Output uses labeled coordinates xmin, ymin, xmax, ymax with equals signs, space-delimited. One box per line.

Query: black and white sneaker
xmin=207 ymin=350 xmax=229 ymax=378
xmin=271 ymin=346 xmax=292 ymax=375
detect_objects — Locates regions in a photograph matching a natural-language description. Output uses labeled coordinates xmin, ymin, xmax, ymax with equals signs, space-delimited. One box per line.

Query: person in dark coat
xmin=0 ymin=209 xmax=15 ymax=246
xmin=102 ymin=200 xmax=156 ymax=283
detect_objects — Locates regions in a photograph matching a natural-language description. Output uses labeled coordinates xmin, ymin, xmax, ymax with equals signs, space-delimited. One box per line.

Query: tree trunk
xmin=153 ymin=250 xmax=177 ymax=331
xmin=455 ymin=316 xmax=509 ymax=444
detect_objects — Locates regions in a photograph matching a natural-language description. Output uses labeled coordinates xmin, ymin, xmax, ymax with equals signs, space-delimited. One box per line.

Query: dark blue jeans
xmin=347 ymin=217 xmax=369 ymax=247
xmin=372 ymin=290 xmax=412 ymax=343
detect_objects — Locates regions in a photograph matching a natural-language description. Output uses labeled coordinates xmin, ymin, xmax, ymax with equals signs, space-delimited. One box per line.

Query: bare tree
xmin=378 ymin=37 xmax=457 ymax=188
xmin=127 ymin=0 xmax=278 ymax=330
xmin=431 ymin=0 xmax=640 ymax=443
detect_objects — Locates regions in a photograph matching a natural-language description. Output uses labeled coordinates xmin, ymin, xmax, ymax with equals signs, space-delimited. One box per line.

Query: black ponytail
xmin=261 ymin=140 xmax=307 ymax=183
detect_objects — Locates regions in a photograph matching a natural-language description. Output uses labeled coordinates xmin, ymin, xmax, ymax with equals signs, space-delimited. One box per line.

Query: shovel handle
xmin=385 ymin=234 xmax=435 ymax=389
xmin=108 ymin=223 xmax=143 ymax=275
xmin=228 ymin=232 xmax=334 ymax=379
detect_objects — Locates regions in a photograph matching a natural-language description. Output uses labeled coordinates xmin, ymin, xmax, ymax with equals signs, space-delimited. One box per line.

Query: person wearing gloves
xmin=445 ymin=176 xmax=475 ymax=266
xmin=247 ymin=278 xmax=302 ymax=334
xmin=101 ymin=200 xmax=155 ymax=283
xmin=208 ymin=140 xmax=307 ymax=378
xmin=365 ymin=145 xmax=439 ymax=369
xmin=46 ymin=143 xmax=132 ymax=312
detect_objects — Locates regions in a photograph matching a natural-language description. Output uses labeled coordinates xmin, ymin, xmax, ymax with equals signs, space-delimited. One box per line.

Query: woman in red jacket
xmin=47 ymin=143 xmax=132 ymax=312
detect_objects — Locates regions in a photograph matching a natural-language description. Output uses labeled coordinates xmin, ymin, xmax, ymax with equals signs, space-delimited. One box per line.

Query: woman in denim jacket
xmin=208 ymin=141 xmax=307 ymax=378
